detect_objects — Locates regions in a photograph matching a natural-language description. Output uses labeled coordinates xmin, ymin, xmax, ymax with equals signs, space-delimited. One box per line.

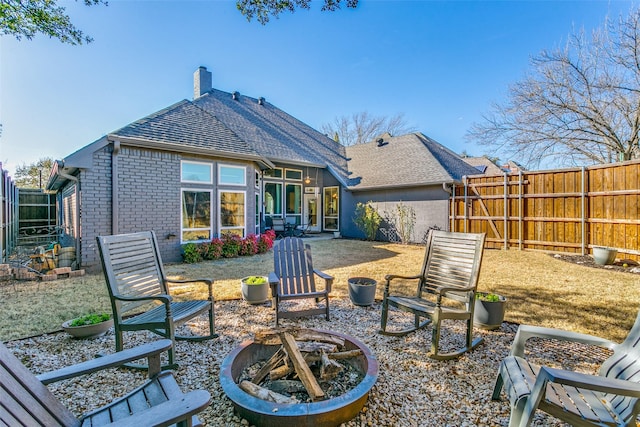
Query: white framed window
xmin=219 ymin=164 xmax=246 ymax=186
xmin=285 ymin=168 xmax=302 ymax=181
xmin=181 ymin=161 xmax=212 ymax=184
xmin=285 ymin=183 xmax=302 ymax=225
xmin=255 ymin=170 xmax=260 ymax=189
xmin=219 ymin=190 xmax=246 ymax=237
xmin=263 ymin=168 xmax=283 ymax=178
xmin=255 ymin=192 xmax=260 ymax=235
xmin=323 ymin=186 xmax=339 ymax=231
xmin=181 ymin=189 xmax=212 ymax=242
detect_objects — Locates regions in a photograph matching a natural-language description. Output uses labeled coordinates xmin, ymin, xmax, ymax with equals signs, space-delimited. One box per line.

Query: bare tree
xmin=321 ymin=112 xmax=416 ymax=146
xmin=467 ymin=7 xmax=640 ymax=168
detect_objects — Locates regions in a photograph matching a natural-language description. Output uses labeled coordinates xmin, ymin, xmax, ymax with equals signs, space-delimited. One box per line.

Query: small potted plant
xmin=348 ymin=277 xmax=377 ymax=306
xmin=62 ymin=312 xmax=113 ymax=339
xmin=474 ymin=292 xmax=507 ymax=330
xmin=241 ymin=275 xmax=269 ymax=304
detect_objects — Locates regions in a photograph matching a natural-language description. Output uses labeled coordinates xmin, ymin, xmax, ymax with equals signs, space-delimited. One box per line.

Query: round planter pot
xmin=62 ymin=319 xmax=113 ymax=339
xmin=348 ymin=277 xmax=377 ymax=306
xmin=473 ymin=293 xmax=507 ymax=330
xmin=241 ymin=276 xmax=269 ymax=304
xmin=593 ymin=247 xmax=618 ymax=266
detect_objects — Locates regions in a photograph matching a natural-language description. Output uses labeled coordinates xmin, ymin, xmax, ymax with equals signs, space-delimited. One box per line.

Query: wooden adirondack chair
xmin=96 ymin=231 xmax=217 ymax=369
xmin=493 ymin=309 xmax=640 ymax=427
xmin=379 ymin=230 xmax=486 ymax=360
xmin=268 ymin=237 xmax=333 ymax=326
xmin=0 ymin=339 xmax=211 ymax=427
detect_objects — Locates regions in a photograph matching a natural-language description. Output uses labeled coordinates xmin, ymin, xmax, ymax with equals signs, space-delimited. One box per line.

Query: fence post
xmin=518 ymin=170 xmax=523 ymax=251
xmin=503 ymin=172 xmax=508 ymax=250
xmin=581 ymin=166 xmax=586 ymax=256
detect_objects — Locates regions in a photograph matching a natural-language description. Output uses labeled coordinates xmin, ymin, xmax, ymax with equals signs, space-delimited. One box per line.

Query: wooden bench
xmin=97 ymin=231 xmax=217 ymax=369
xmin=1 ymin=339 xmax=211 ymax=426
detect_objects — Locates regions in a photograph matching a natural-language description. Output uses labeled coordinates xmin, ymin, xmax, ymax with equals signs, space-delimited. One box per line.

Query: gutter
xmin=346 ymin=180 xmax=459 ymax=192
xmin=107 ymin=135 xmax=275 ymax=169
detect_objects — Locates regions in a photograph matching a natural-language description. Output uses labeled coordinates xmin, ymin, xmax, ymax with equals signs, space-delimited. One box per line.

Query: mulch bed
xmin=551 ymin=253 xmax=640 ymax=274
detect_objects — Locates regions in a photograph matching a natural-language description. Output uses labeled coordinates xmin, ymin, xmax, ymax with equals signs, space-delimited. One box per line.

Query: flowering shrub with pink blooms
xmin=258 ymin=230 xmax=276 ymax=253
xmin=181 ymin=230 xmax=276 ymax=263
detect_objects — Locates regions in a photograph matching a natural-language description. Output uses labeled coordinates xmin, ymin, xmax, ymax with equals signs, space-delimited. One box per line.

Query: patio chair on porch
xmin=96 ymin=231 xmax=217 ymax=369
xmin=492 ymin=309 xmax=640 ymax=427
xmin=268 ymin=236 xmax=333 ymax=326
xmin=0 ymin=339 xmax=211 ymax=426
xmin=271 ymin=217 xmax=288 ymax=239
xmin=379 ymin=230 xmax=486 ymax=360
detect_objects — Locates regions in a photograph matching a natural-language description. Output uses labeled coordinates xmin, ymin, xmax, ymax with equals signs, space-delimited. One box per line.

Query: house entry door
xmin=303 ymin=194 xmax=321 ymax=233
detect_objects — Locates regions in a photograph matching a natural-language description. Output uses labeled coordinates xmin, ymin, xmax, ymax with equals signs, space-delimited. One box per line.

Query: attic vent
xmin=258 ymin=97 xmax=265 ymax=105
xmin=232 ymin=91 xmax=240 ymax=100
xmin=377 ymin=138 xmax=388 ymax=147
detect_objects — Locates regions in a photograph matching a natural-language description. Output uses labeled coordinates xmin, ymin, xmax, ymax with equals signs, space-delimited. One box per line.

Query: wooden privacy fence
xmin=1 ymin=164 xmax=18 ymax=263
xmin=451 ymin=159 xmax=640 ymax=261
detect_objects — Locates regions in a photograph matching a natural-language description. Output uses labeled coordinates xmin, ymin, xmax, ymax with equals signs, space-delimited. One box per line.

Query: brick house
xmin=47 ymin=67 xmax=481 ymax=270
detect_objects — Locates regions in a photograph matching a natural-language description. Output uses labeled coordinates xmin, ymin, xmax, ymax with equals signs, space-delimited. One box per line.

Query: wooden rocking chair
xmin=379 ymin=230 xmax=486 ymax=360
xmin=0 ymin=339 xmax=211 ymax=426
xmin=268 ymin=237 xmax=333 ymax=326
xmin=97 ymin=231 xmax=217 ymax=369
xmin=493 ymin=308 xmax=640 ymax=426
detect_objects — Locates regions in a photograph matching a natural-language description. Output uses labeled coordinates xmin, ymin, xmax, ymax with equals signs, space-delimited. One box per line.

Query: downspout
xmin=112 ymin=140 xmax=120 ymax=235
xmin=463 ymin=176 xmax=468 ymax=233
xmin=442 ymin=182 xmax=453 ymax=231
xmin=55 ymin=160 xmax=80 ymax=265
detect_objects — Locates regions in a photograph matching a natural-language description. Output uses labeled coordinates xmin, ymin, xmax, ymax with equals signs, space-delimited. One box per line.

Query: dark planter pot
xmin=593 ymin=247 xmax=618 ymax=266
xmin=348 ymin=277 xmax=377 ymax=306
xmin=62 ymin=319 xmax=113 ymax=339
xmin=473 ymin=293 xmax=507 ymax=330
xmin=241 ymin=276 xmax=269 ymax=304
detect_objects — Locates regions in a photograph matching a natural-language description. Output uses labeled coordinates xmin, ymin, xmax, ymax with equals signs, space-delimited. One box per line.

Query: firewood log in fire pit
xmin=241 ymin=328 xmax=364 ymax=403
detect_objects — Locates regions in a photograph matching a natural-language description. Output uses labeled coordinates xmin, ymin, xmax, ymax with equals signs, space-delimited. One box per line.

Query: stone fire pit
xmin=220 ymin=329 xmax=378 ymax=427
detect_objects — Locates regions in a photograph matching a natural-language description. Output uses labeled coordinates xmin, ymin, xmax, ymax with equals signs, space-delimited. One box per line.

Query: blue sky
xmin=0 ymin=0 xmax=632 ymax=176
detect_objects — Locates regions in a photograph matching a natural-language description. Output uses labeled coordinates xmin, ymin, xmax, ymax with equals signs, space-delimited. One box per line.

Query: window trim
xmin=180 ymin=188 xmax=213 ymax=243
xmin=263 ymin=167 xmax=283 ymax=179
xmin=285 ymin=168 xmax=303 ymax=181
xmin=218 ymin=164 xmax=246 ymax=186
xmin=218 ymin=189 xmax=247 ymax=237
xmin=181 ymin=160 xmax=213 ymax=184
xmin=323 ymin=186 xmax=339 ymax=231
xmin=255 ymin=192 xmax=260 ymax=235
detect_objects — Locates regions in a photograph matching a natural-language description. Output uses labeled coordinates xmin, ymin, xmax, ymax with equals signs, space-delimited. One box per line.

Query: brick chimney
xmin=194 ymin=66 xmax=212 ymax=99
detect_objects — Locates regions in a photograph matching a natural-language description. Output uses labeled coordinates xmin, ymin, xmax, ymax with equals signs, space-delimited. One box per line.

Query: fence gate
xmin=18 ymin=189 xmax=58 ymax=247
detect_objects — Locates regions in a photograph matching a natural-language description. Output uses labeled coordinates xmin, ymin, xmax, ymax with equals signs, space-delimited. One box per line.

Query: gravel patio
xmin=6 ymin=297 xmax=606 ymax=427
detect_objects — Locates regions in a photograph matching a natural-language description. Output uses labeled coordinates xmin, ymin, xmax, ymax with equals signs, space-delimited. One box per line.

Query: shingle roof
xmin=109 ymin=100 xmax=261 ymax=158
xmin=193 ymin=89 xmax=349 ymax=182
xmin=345 ymin=133 xmax=482 ymax=190
xmin=462 ymin=157 xmax=503 ymax=175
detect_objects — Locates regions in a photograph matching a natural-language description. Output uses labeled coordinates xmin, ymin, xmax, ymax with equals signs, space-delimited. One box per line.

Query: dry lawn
xmin=2 ymin=238 xmax=639 ymax=343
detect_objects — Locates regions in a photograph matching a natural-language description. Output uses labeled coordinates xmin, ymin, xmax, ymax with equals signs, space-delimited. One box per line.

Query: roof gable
xmin=345 ymin=133 xmax=482 ymax=190
xmin=109 ymin=100 xmax=262 ymax=159
xmin=193 ymin=89 xmax=349 ymax=181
